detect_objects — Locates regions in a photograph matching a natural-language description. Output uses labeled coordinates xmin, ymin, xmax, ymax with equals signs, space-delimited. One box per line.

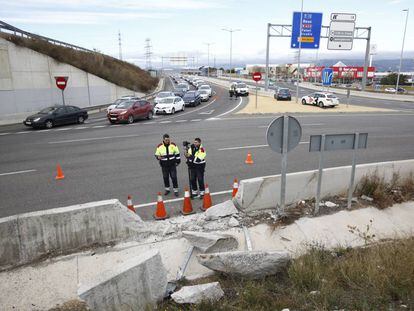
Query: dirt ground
xmin=237 ymin=95 xmax=395 ymax=114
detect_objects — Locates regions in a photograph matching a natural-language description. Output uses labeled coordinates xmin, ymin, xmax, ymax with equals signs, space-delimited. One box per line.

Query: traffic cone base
xmin=181 ymin=188 xmax=195 ymax=215
xmin=245 ymin=153 xmax=254 ymax=165
xmin=154 ymin=192 xmax=168 ymax=220
xmin=127 ymin=195 xmax=135 ymax=213
xmin=55 ymin=164 xmax=65 ymax=180
xmin=201 ymin=184 xmax=212 ymax=211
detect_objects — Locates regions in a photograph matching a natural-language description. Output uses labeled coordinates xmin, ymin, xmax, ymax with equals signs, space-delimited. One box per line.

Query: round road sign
xmin=252 ymin=72 xmax=262 ymax=82
xmin=266 ymin=116 xmax=302 ymax=153
xmin=55 ymin=76 xmax=68 ymax=91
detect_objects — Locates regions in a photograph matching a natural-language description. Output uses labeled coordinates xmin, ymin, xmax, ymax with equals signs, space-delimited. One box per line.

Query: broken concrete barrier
xmin=197 ymin=250 xmax=291 ymax=279
xmin=182 ymin=231 xmax=238 ymax=253
xmin=171 ymin=282 xmax=224 ymax=304
xmin=0 ymin=199 xmax=143 ymax=270
xmin=205 ymin=200 xmax=238 ymax=221
xmin=78 ymin=249 xmax=167 ymax=311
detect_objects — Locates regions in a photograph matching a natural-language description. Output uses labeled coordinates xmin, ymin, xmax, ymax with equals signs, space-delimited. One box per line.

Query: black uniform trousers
xmin=161 ymin=165 xmax=178 ymax=189
xmin=190 ymin=163 xmax=205 ymax=193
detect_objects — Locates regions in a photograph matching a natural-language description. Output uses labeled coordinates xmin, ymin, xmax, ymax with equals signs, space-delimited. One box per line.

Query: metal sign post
xmin=252 ymin=72 xmax=262 ymax=110
xmin=310 ymin=133 xmax=368 ymax=213
xmin=346 ymin=87 xmax=351 ymax=108
xmin=266 ymin=116 xmax=302 ymax=215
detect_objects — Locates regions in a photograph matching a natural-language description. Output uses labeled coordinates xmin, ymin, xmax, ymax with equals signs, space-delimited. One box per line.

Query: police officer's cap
xmin=163 ymin=134 xmax=170 ymax=139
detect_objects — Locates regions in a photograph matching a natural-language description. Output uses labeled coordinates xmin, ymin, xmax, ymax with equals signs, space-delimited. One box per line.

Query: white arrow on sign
xmin=199 ymin=110 xmax=215 ymax=115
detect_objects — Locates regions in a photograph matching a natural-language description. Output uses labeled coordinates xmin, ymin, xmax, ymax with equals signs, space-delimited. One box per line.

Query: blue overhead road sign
xmin=322 ymin=68 xmax=333 ymax=86
xmin=291 ymin=12 xmax=323 ymax=49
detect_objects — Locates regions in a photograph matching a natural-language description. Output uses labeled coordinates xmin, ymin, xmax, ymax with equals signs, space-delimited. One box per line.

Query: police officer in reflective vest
xmin=155 ymin=134 xmax=181 ymax=197
xmin=185 ymin=138 xmax=206 ymax=199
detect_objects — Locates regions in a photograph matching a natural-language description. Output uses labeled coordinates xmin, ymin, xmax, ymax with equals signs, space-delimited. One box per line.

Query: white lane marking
xmin=15 ymin=131 xmax=31 ymax=134
xmin=199 ymin=109 xmax=215 ymax=115
xmin=92 ymin=125 xmax=106 ymax=128
xmin=257 ymin=123 xmax=324 ymax=128
xmin=88 ymin=117 xmax=107 ymax=122
xmin=191 ymin=119 xmax=201 ymax=122
xmin=48 ymin=134 xmax=140 ymax=144
xmin=218 ymin=142 xmax=309 ymax=151
xmin=160 ymin=98 xmax=217 ymax=121
xmin=212 ymin=97 xmax=243 ymax=119
xmin=38 ymin=129 xmax=51 ymax=132
xmin=175 ymin=120 xmax=187 ymax=123
xmin=54 ymin=128 xmax=73 ymax=131
xmin=0 ymin=169 xmax=37 ymax=177
xmin=143 ymin=122 xmax=156 ymax=124
xmin=110 ymin=124 xmax=122 ymax=127
xmin=0 ymin=132 xmax=11 ymax=136
xmin=74 ymin=126 xmax=89 ymax=130
xmin=134 ymin=189 xmax=233 ymax=209
xmin=159 ymin=121 xmax=172 ymax=124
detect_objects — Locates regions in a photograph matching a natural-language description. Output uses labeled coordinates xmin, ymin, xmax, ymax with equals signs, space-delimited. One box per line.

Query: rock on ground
xmin=171 ymin=282 xmax=224 ymax=304
xmin=228 ymin=217 xmax=240 ymax=227
xmin=182 ymin=231 xmax=238 ymax=253
xmin=205 ymin=200 xmax=239 ymax=221
xmin=197 ymin=250 xmax=291 ymax=279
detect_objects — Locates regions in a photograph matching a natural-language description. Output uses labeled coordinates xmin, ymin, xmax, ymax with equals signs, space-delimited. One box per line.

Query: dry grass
xmin=160 ymin=238 xmax=414 ymax=310
xmin=356 ymin=172 xmax=414 ymax=209
xmin=1 ymin=33 xmax=158 ymax=93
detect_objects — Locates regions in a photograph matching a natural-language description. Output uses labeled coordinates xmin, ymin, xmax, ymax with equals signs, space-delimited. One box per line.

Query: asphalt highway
xmin=1 ymin=78 xmax=414 ymax=219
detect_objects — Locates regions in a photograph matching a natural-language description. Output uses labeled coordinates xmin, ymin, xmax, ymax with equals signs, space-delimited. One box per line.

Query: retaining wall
xmin=234 ymin=159 xmax=414 ymax=214
xmin=0 ymin=199 xmax=142 ymax=270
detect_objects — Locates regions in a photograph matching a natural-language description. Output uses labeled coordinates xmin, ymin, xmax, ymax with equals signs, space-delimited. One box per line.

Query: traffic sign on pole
xmin=54 ymin=76 xmax=68 ymax=106
xmin=321 ymin=68 xmax=333 ymax=86
xmin=327 ymin=13 xmax=356 ymax=50
xmin=252 ymin=72 xmax=262 ymax=82
xmin=291 ymin=12 xmax=323 ymax=49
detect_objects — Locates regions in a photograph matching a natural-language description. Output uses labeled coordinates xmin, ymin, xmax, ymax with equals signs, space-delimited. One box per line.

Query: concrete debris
xmin=281 ymin=309 xmax=290 ymax=311
xmin=361 ymin=195 xmax=374 ymax=202
xmin=309 ymin=290 xmax=320 ymax=295
xmin=197 ymin=250 xmax=291 ymax=279
xmin=171 ymin=282 xmax=224 ymax=304
xmin=228 ymin=217 xmax=240 ymax=227
xmin=205 ymin=200 xmax=239 ymax=221
xmin=182 ymin=231 xmax=238 ymax=253
xmin=162 ymin=224 xmax=175 ymax=236
xmin=325 ymin=201 xmax=338 ymax=208
xmin=78 ymin=249 xmax=167 ymax=311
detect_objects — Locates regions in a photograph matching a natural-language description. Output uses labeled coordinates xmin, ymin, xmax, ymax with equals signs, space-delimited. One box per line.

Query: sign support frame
xmin=279 ymin=115 xmax=289 ymax=214
xmin=315 ymin=134 xmax=326 ymax=214
xmin=347 ymin=133 xmax=360 ymax=209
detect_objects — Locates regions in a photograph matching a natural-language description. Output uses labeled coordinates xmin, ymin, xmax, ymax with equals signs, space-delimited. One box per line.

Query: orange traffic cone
xmin=202 ymin=184 xmax=212 ymax=211
xmin=154 ymin=192 xmax=168 ymax=220
xmin=181 ymin=187 xmax=195 ymax=215
xmin=245 ymin=153 xmax=254 ymax=164
xmin=55 ymin=164 xmax=65 ymax=180
xmin=232 ymin=179 xmax=239 ymax=198
xmin=127 ymin=195 xmax=135 ymax=213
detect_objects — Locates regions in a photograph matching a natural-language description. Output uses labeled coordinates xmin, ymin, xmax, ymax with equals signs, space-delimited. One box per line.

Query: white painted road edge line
xmin=48 ymin=134 xmax=141 ymax=144
xmin=212 ymin=97 xmax=243 ymax=119
xmin=134 ymin=189 xmax=233 ymax=208
xmin=0 ymin=169 xmax=37 ymax=177
xmin=0 ymin=132 xmax=11 ymax=136
xmin=218 ymin=141 xmax=309 ymax=151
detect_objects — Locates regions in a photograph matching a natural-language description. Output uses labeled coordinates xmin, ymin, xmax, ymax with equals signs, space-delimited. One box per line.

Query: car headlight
xmin=120 ymin=111 xmax=127 ymax=115
xmin=33 ymin=118 xmax=41 ymax=122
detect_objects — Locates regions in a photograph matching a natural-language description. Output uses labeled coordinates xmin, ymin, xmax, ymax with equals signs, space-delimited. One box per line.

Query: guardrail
xmin=0 ymin=20 xmax=96 ymax=53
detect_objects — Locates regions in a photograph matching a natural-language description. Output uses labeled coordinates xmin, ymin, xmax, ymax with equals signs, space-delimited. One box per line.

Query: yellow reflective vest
xmin=188 ymin=144 xmax=206 ymax=165
xmin=155 ymin=143 xmax=181 ymax=167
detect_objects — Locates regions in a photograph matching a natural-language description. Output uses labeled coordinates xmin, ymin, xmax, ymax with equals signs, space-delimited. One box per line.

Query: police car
xmin=301 ymin=92 xmax=339 ymax=108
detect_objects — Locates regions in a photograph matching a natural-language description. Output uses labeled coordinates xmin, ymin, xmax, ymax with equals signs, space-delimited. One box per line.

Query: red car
xmin=107 ymin=99 xmax=153 ymax=124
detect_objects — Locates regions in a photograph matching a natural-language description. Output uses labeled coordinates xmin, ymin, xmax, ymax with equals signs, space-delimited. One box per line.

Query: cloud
xmin=1 ymin=11 xmax=172 ymax=25
xmin=388 ymin=0 xmax=402 ymax=4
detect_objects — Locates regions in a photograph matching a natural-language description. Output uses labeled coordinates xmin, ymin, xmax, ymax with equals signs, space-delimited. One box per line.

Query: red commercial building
xmin=304 ymin=61 xmax=375 ymax=82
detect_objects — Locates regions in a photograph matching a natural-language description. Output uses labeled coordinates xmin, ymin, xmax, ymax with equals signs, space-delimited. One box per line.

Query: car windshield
xmin=184 ymin=92 xmax=195 ymax=98
xmin=327 ymin=95 xmax=337 ymax=99
xmin=39 ymin=107 xmax=58 ymax=114
xmin=157 ymin=92 xmax=171 ymax=98
xmin=200 ymin=86 xmax=210 ymax=89
xmin=116 ymin=101 xmax=133 ymax=109
xmin=159 ymin=98 xmax=174 ymax=104
xmin=279 ymin=89 xmax=290 ymax=94
xmin=199 ymin=90 xmax=208 ymax=94
xmin=178 ymin=84 xmax=187 ymax=88
xmin=237 ymin=83 xmax=247 ymax=88
xmin=113 ymin=99 xmax=126 ymax=105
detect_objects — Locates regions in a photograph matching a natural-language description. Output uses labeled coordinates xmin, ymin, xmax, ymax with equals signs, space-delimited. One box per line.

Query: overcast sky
xmin=1 ymin=0 xmax=413 ymax=67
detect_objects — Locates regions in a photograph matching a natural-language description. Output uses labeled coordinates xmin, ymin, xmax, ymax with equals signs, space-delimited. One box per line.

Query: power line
xmin=145 ymin=38 xmax=153 ymax=70
xmin=118 ymin=30 xmax=123 ymax=60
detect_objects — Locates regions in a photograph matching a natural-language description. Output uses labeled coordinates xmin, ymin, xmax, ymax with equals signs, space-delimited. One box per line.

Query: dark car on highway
xmin=107 ymin=99 xmax=153 ymax=124
xmin=174 ymin=88 xmax=186 ymax=97
xmin=23 ymin=105 xmax=88 ymax=129
xmin=183 ymin=91 xmax=201 ymax=107
xmin=274 ymin=88 xmax=292 ymax=101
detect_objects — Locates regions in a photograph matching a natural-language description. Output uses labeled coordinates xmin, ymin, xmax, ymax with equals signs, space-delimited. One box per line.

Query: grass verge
xmin=0 ymin=33 xmax=158 ymax=93
xmin=160 ymin=238 xmax=414 ymax=310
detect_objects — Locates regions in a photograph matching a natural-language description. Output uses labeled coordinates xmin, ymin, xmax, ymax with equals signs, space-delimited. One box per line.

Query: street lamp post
xmin=396 ymin=9 xmax=409 ymax=93
xmin=222 ymin=28 xmax=241 ymax=75
xmin=295 ymin=0 xmax=304 ymax=103
xmin=204 ymin=42 xmax=214 ymax=77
